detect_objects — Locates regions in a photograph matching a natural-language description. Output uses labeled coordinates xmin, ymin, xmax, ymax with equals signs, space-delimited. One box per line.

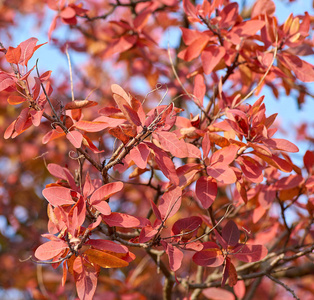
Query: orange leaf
xmin=85 ymin=249 xmax=129 ymax=268
xmin=5 ymin=46 xmax=21 ymax=64
xmin=7 ymin=95 xmax=26 ymax=105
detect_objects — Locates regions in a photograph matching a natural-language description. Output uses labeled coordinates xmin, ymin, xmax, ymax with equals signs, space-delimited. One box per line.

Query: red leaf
xmin=68 ymin=196 xmax=86 ymax=231
xmin=104 ymin=35 xmax=137 ymax=58
xmin=5 ymin=46 xmax=21 ymax=64
xmin=111 ymin=84 xmax=142 ymax=126
xmin=111 ymin=84 xmax=130 ymax=104
xmin=0 ymin=73 xmax=16 ymax=92
xmin=195 ymin=176 xmax=217 ymax=209
xmin=219 ymin=2 xmax=239 ymax=28
xmin=251 ymin=0 xmax=276 ymax=18
xmin=156 ymin=131 xmax=189 ymax=158
xmin=90 ymin=200 xmax=111 ymax=216
xmin=48 ymin=15 xmax=58 ymax=41
xmin=227 ymin=260 xmax=238 ymax=287
xmin=150 ymin=199 xmax=162 ymax=221
xmin=144 ymin=104 xmax=177 ymax=132
xmin=18 ymin=38 xmax=47 ymax=66
xmin=211 ymin=144 xmax=239 ymax=166
xmin=73 ymin=256 xmax=98 ymax=300
xmin=234 ymin=280 xmax=246 ymax=299
xmin=192 ymin=242 xmax=224 ymax=267
xmin=39 ymin=70 xmax=52 ymax=82
xmin=178 ymin=35 xmax=210 ymax=62
xmin=158 ymin=187 xmax=182 ymax=220
xmin=60 ymin=6 xmax=76 ymax=19
xmin=238 ymin=156 xmax=264 ymax=183
xmin=30 ymin=110 xmax=43 ymax=126
xmin=47 ymin=163 xmax=67 ymax=180
xmin=232 ymin=244 xmax=268 ymax=262
xmin=161 ymin=241 xmax=183 ymax=271
xmin=185 ymin=143 xmax=201 ymax=159
xmin=228 ymin=20 xmax=265 ymax=44
xmin=35 ymin=240 xmax=68 ymax=260
xmin=202 ymin=132 xmax=211 ymax=158
xmin=181 ymin=27 xmax=204 ymax=46
xmin=15 ymin=108 xmax=29 ymax=133
xmin=134 ymin=10 xmax=151 ymax=31
xmin=207 ymin=145 xmax=239 ymax=184
xmin=90 ymin=182 xmax=123 ymax=203
xmin=82 ymin=134 xmax=104 ymax=153
xmin=207 ymin=166 xmax=237 ymax=184
xmin=66 ymin=131 xmax=83 ymax=148
xmin=253 ymin=151 xmax=292 ymax=172
xmin=86 ymin=239 xmax=130 ymax=255
xmin=139 ymin=225 xmax=158 ymax=243
xmin=102 ymin=212 xmax=148 ymax=228
xmin=202 ymin=287 xmax=235 ymax=300
xmin=172 ymin=216 xmax=202 ymax=241
xmin=262 ymin=138 xmax=299 ymax=153
xmin=201 ymin=46 xmax=226 ymax=75
xmin=182 ymin=0 xmax=199 ymax=22
xmin=280 ymin=53 xmax=314 ymax=82
xmin=274 ymin=174 xmax=303 ymax=190
xmin=304 ymin=150 xmax=314 ymax=174
xmin=122 ymin=104 xmax=142 ymax=126
xmin=222 ymin=220 xmax=240 ymax=247
xmin=43 ymin=186 xmax=74 ymax=206
xmin=147 ymin=142 xmax=179 ymax=186
xmin=48 ymin=123 xmax=62 ymax=140
xmin=129 ymin=143 xmax=150 ymax=169
xmin=193 ymin=73 xmax=206 ymax=106
xmin=74 ymin=120 xmax=110 ymax=132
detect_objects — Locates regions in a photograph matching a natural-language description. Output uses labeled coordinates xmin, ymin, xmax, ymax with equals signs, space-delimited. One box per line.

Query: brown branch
xmin=266 ymin=274 xmax=300 ymax=300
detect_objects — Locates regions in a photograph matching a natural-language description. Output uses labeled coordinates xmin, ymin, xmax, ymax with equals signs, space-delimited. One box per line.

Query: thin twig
xmin=266 ymin=274 xmax=300 ymax=300
xmin=65 ymin=44 xmax=75 ymax=102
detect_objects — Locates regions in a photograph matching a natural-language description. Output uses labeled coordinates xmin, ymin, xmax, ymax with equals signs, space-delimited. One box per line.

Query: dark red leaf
xmin=232 ymin=244 xmax=268 ymax=262
xmin=222 ymin=220 xmax=240 ymax=247
xmin=192 ymin=242 xmax=224 ymax=267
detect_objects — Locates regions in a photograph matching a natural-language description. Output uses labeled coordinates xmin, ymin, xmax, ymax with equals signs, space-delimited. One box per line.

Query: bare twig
xmin=266 ymin=274 xmax=300 ymax=300
xmin=65 ymin=44 xmax=75 ymax=102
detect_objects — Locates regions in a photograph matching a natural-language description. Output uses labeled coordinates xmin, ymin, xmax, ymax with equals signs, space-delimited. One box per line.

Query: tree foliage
xmin=0 ymin=0 xmax=314 ymax=299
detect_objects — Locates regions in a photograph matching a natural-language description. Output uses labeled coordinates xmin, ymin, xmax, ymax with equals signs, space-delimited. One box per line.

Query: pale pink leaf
xmin=161 ymin=241 xmax=183 ymax=271
xmin=202 ymin=287 xmax=235 ymax=300
xmin=262 ymin=138 xmax=299 ymax=153
xmin=232 ymin=244 xmax=268 ymax=262
xmin=201 ymin=46 xmax=226 ymax=75
xmin=129 ymin=143 xmax=150 ymax=169
xmin=102 ymin=212 xmax=148 ymax=228
xmin=207 ymin=166 xmax=237 ymax=184
xmin=90 ymin=182 xmax=123 ymax=203
xmin=156 ymin=131 xmax=189 ymax=158
xmin=42 ymin=187 xmax=74 ymax=206
xmin=35 ymin=240 xmax=68 ymax=260
xmin=66 ymin=131 xmax=83 ymax=148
